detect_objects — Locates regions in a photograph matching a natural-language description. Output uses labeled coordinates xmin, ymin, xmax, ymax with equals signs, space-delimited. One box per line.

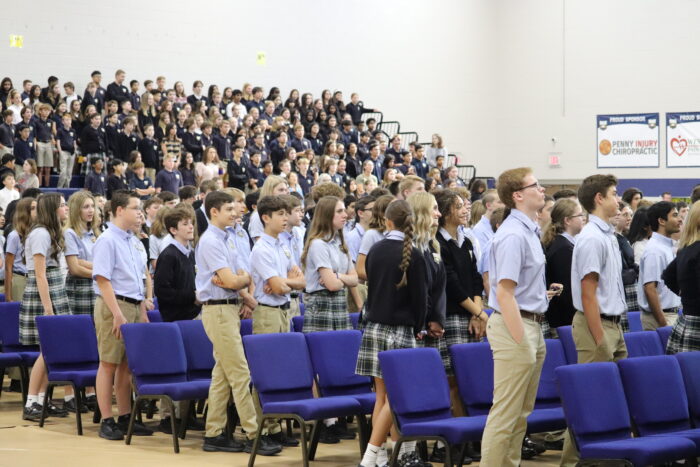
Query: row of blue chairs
xmin=0 ymin=302 xmax=38 ymax=405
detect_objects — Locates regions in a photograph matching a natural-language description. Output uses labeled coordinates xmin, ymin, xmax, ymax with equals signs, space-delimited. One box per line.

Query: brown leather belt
xmin=520 ymin=310 xmax=545 ymax=323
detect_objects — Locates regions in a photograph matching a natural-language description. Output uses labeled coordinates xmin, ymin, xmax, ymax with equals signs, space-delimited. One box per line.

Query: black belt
xmin=493 ymin=309 xmax=546 ymax=323
xmin=203 ymin=298 xmax=239 ymax=306
xmin=259 ymin=302 xmax=291 ymax=310
xmin=290 ymin=293 xmax=300 ymax=299
xmin=600 ymin=314 xmax=621 ymax=324
xmin=13 ymin=271 xmax=27 ymax=277
xmin=115 ymin=295 xmax=141 ymax=305
xmin=663 ymin=307 xmax=681 ymax=314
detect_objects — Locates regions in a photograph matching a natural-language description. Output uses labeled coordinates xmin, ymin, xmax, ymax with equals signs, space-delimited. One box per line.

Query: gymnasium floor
xmin=0 ymin=383 xmax=561 ymax=467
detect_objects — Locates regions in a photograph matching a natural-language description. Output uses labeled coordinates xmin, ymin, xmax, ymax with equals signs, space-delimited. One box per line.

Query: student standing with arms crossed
xmin=559 ymin=175 xmax=628 ymax=467
xmin=195 ymin=191 xmax=282 ymax=455
xmin=480 ymin=168 xmax=548 ymax=467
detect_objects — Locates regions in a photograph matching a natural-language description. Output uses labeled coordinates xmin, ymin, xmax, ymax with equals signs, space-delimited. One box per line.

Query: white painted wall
xmin=2 ymin=0 xmax=698 ymax=182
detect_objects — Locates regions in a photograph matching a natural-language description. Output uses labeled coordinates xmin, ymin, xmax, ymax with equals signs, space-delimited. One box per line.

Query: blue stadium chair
xmin=627 ymin=311 xmax=643 ymax=332
xmin=291 ymin=315 xmax=304 ymax=333
xmin=243 ymin=333 xmax=364 ymax=467
xmin=674 ymin=352 xmax=700 ymax=427
xmin=305 ymin=330 xmax=374 ymax=452
xmin=618 ymin=355 xmax=700 ymax=455
xmin=555 ymin=325 xmax=577 ymax=364
xmin=240 ymin=318 xmax=253 ymax=336
xmin=349 ymin=312 xmax=360 ymax=330
xmin=0 ymin=352 xmax=26 ymax=400
xmin=146 ymin=309 xmax=162 ymax=322
xmin=175 ymin=320 xmax=214 ymax=381
xmin=556 ymin=362 xmax=695 ymax=466
xmin=0 ymin=302 xmax=36 ymax=403
xmin=379 ymin=347 xmax=486 ymax=466
xmin=536 ymin=339 xmax=569 ymax=409
xmin=656 ymin=326 xmax=672 ymax=351
xmin=121 ymin=323 xmax=210 ymax=453
xmin=35 ymin=315 xmax=99 ymax=435
xmin=623 ymin=331 xmax=664 ymax=358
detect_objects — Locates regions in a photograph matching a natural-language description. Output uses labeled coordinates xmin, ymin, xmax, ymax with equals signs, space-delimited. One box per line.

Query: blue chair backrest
xmin=556 ymin=363 xmax=631 ymax=447
xmin=299 ymin=302 xmax=305 ymax=316
xmin=0 ymin=293 xmax=6 ymax=302
xmin=35 ymin=315 xmax=98 ymax=371
xmin=0 ymin=302 xmax=23 ymax=347
xmin=176 ymin=320 xmax=215 ymax=381
xmin=536 ymin=339 xmax=568 ymax=408
xmin=674 ymin=352 xmax=700 ymax=426
xmin=656 ymin=326 xmax=672 ymax=351
xmin=305 ymin=330 xmax=371 ymax=396
xmin=556 ymin=325 xmax=578 ymax=364
xmin=349 ymin=312 xmax=360 ymax=330
xmin=243 ymin=333 xmax=315 ymax=404
xmin=240 ymin=318 xmax=253 ymax=336
xmin=292 ymin=315 xmax=304 ymax=333
xmin=624 ymin=331 xmax=664 ymax=358
xmin=147 ymin=309 xmax=163 ymax=322
xmin=449 ymin=342 xmax=493 ymax=416
xmin=627 ymin=311 xmax=643 ymax=332
xmin=618 ymin=355 xmax=691 ymax=435
xmin=121 ymin=323 xmax=188 ymax=386
xmin=379 ymin=347 xmax=452 ymax=427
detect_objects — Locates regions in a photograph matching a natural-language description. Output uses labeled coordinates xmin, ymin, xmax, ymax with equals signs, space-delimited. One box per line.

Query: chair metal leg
xmin=442 ymin=439 xmax=452 ymax=467
xmin=246 ymin=415 xmax=267 ymax=467
xmin=73 ymin=384 xmax=83 ymax=436
xmin=356 ymin=414 xmax=369 ymax=456
xmin=418 ymin=440 xmax=429 ymax=461
xmin=307 ymin=420 xmax=322 ymax=460
xmin=162 ymin=397 xmax=179 ymax=453
xmin=286 ymin=419 xmax=293 ymax=438
xmin=19 ymin=366 xmax=29 ymax=406
xmin=125 ymin=395 xmax=140 ymax=446
xmin=293 ymin=416 xmax=310 ymax=467
xmin=389 ymin=437 xmax=404 ymax=467
xmin=178 ymin=400 xmax=191 ymax=440
xmin=0 ymin=367 xmax=4 ymax=399
xmin=39 ymin=384 xmax=51 ymax=428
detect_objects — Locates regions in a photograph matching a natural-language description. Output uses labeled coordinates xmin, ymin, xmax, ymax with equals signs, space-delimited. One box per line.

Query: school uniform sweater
xmin=153 ymin=243 xmax=201 ymax=321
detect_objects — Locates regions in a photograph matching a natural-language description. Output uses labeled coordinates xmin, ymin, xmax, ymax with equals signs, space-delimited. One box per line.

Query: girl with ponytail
xmin=355 ymin=199 xmax=433 ymax=467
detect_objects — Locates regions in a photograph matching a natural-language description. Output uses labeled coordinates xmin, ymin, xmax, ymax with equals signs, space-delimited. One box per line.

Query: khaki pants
xmin=145 ymin=168 xmax=156 ymax=184
xmin=641 ymin=310 xmax=678 ymax=330
xmin=560 ymin=312 xmax=628 ymax=467
xmin=0 ymin=147 xmax=12 ymax=158
xmin=347 ymin=283 xmax=367 ymax=314
xmin=288 ymin=296 xmax=301 ymax=319
xmin=94 ymin=296 xmax=141 ymax=364
xmin=201 ymin=304 xmax=259 ymax=439
xmin=480 ymin=312 xmax=546 ymax=467
xmin=58 ymin=150 xmax=75 ymax=188
xmin=11 ymin=273 xmax=26 ymax=304
xmin=253 ymin=305 xmax=290 ymax=335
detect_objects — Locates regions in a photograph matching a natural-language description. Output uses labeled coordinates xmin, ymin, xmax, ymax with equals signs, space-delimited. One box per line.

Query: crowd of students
xmin=3 ymin=72 xmax=700 ymax=467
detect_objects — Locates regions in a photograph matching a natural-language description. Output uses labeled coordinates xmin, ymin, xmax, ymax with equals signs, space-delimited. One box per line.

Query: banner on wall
xmin=596 ymin=113 xmax=659 ymax=168
xmin=666 ymin=112 xmax=700 ymax=167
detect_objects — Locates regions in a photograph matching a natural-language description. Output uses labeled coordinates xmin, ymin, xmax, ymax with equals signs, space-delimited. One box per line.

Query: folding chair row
xmin=0 ymin=302 xmax=37 ymax=404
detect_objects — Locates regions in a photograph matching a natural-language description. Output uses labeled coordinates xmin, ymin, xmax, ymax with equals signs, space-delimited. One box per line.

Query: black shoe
xmin=464 ymin=442 xmax=481 ymax=461
xmin=244 ymin=435 xmax=283 ymax=456
xmin=520 ymin=444 xmax=538 ymax=460
xmin=186 ymin=416 xmax=205 ymax=431
xmin=398 ymin=452 xmax=425 ymax=467
xmin=22 ymin=403 xmax=43 ymax=422
xmin=46 ymin=402 xmax=68 ymax=418
xmin=326 ymin=421 xmax=355 ymax=440
xmin=99 ymin=417 xmax=125 ymax=441
xmin=523 ymin=436 xmax=545 ymax=454
xmin=8 ymin=379 xmax=22 ymax=393
xmin=64 ymin=399 xmax=88 ymax=414
xmin=544 ymin=439 xmax=564 ymax=451
xmin=318 ymin=425 xmax=340 ymax=444
xmin=269 ymin=430 xmax=299 ymax=447
xmin=429 ymin=444 xmax=472 ymax=465
xmin=159 ymin=417 xmax=176 ymax=434
xmin=84 ymin=395 xmax=97 ymax=412
xmin=117 ymin=414 xmax=153 ymax=436
xmin=203 ymin=433 xmax=245 ymax=452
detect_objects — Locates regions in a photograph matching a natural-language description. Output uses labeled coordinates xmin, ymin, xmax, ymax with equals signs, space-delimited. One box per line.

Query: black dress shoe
xmin=523 ymin=436 xmax=545 ymax=454
xmin=318 ymin=425 xmax=340 ymax=444
xmin=117 ymin=414 xmax=153 ymax=436
xmin=64 ymin=399 xmax=88 ymax=414
xmin=269 ymin=430 xmax=299 ymax=447
xmin=244 ymin=435 xmax=282 ymax=456
xmin=99 ymin=417 xmax=125 ymax=441
xmin=22 ymin=403 xmax=43 ymax=422
xmin=520 ymin=444 xmax=538 ymax=460
xmin=326 ymin=420 xmax=356 ymax=440
xmin=544 ymin=439 xmax=564 ymax=451
xmin=159 ymin=417 xmax=176 ymax=434
xmin=203 ymin=433 xmax=245 ymax=452
xmin=84 ymin=395 xmax=97 ymax=412
xmin=8 ymin=379 xmax=22 ymax=393
xmin=46 ymin=402 xmax=68 ymax=417
xmin=429 ymin=444 xmax=472 ymax=465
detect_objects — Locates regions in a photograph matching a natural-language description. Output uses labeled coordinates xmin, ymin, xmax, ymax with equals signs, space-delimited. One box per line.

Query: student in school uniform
xmin=195 ymin=191 xmax=282 ymax=455
xmin=129 ymin=161 xmax=155 ymax=200
xmin=355 ymin=199 xmax=430 ymax=467
xmin=32 ymin=104 xmax=55 ymax=187
xmin=155 ymin=155 xmax=184 ymax=195
xmin=106 ymin=159 xmax=129 ymax=200
xmin=355 ymin=195 xmax=394 ymax=281
xmin=638 ymin=201 xmax=682 ymax=330
xmin=92 ymin=190 xmax=154 ymax=440
xmin=479 ymin=168 xmax=550 ymax=467
xmin=0 ymin=110 xmax=15 ymax=157
xmin=278 ymin=194 xmax=306 ymax=318
xmin=21 ymin=194 xmax=71 ymax=421
xmin=56 ymin=113 xmax=77 ymax=188
xmin=345 ymin=196 xmax=375 ymax=263
xmin=79 ymin=113 xmax=107 ymax=174
xmin=85 ymin=157 xmax=107 ymax=197
xmin=559 ymin=175 xmax=628 ymax=467
xmin=148 ymin=207 xmax=172 ymax=271
xmin=117 ymin=117 xmax=140 ymax=161
xmin=4 ymin=197 xmax=36 ymax=303
xmin=0 ymin=172 xmax=20 ymax=214
xmin=247 ymin=175 xmax=289 ymax=241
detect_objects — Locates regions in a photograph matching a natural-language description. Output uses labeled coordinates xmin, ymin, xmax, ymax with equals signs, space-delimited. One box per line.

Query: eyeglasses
xmin=518 ymin=182 xmax=542 ymax=191
xmin=568 ymin=214 xmax=585 ymax=218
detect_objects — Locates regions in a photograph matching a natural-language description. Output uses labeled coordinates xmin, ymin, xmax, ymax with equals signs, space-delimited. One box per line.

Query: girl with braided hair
xmin=355 ymin=199 xmax=434 ymax=467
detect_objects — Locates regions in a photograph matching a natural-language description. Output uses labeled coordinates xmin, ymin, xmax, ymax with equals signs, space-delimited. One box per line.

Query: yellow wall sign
xmin=256 ymin=52 xmax=266 ymax=66
xmin=9 ymin=35 xmax=23 ymax=48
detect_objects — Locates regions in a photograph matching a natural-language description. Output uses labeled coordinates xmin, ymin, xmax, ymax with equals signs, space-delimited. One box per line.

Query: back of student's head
xmin=577 ymin=174 xmax=618 ymax=213
xmin=311 ymin=182 xmax=345 ymax=203
xmin=553 ymin=188 xmax=577 ymax=201
xmin=245 ymin=191 xmax=260 ymax=213
xmin=13 ymin=197 xmax=36 ymax=241
xmin=22 ymin=187 xmax=41 ymax=199
xmin=369 ymin=187 xmax=391 ymax=198
xmin=156 ymin=191 xmax=177 ymax=205
xmin=406 ymin=191 xmax=439 ymax=253
xmin=691 ymin=185 xmax=700 ymax=204
xmin=490 ymin=207 xmax=506 ymax=233
xmin=626 ymin=206 xmax=651 ymax=244
xmin=369 ymin=194 xmax=394 ymax=231
xmin=647 ymin=201 xmax=676 ymax=232
xmin=204 ymin=191 xmax=234 ymax=219
xmin=178 ymin=185 xmax=197 ymax=201
xmin=384 ymin=199 xmax=414 ymax=288
xmin=679 ymin=201 xmax=700 ymax=250
xmin=35 ymin=193 xmax=65 ymax=260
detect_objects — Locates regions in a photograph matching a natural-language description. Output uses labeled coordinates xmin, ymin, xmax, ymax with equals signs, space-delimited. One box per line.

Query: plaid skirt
xmin=539 ymin=316 xmax=552 ymax=339
xmin=356 ymin=321 xmax=418 ymax=378
xmin=666 ymin=314 xmax=700 ymax=354
xmin=302 ymin=289 xmax=352 ymax=333
xmin=66 ymin=275 xmax=95 ymax=316
xmin=424 ymin=314 xmax=480 ymax=375
xmin=19 ymin=268 xmax=71 ymax=345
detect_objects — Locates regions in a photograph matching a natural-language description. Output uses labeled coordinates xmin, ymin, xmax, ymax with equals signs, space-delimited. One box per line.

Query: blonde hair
xmin=407 ymin=191 xmax=439 ymax=253
xmin=541 ymin=199 xmax=579 ymax=247
xmin=679 ymin=200 xmax=700 ymax=250
xmin=260 ymin=175 xmax=288 ymax=197
xmin=220 ymin=187 xmax=245 ymax=201
xmin=469 ymin=200 xmax=485 ymax=227
xmin=65 ymin=191 xmax=101 ymax=239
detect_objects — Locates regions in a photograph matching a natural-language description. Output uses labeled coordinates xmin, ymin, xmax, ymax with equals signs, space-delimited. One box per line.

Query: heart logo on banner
xmin=671 ymin=137 xmax=688 ymax=157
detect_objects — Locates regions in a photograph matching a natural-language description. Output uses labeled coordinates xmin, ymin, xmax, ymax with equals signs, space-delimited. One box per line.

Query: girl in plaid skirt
xmin=20 ymin=193 xmax=72 ymax=421
xmin=64 ymin=191 xmax=100 ymax=316
xmin=4 ymin=197 xmax=36 ymax=302
xmin=356 ymin=199 xmax=434 ymax=467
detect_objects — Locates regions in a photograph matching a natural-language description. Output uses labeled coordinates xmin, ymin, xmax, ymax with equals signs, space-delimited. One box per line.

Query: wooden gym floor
xmin=0 ymin=378 xmax=561 ymax=467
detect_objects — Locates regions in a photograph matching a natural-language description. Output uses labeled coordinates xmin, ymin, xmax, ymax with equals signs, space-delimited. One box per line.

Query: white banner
xmin=666 ymin=112 xmax=700 ymax=167
xmin=597 ymin=113 xmax=659 ymax=168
